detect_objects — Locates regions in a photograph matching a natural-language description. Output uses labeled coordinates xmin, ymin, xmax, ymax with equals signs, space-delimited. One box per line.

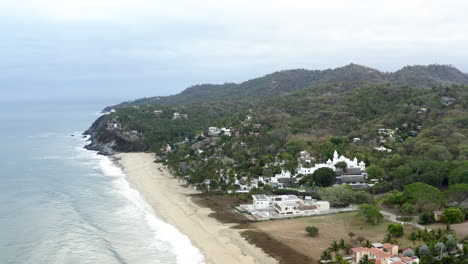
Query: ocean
xmin=0 ymin=101 xmax=204 ymax=264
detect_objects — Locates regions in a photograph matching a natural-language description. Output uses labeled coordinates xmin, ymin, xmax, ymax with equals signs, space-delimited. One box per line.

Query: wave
xmin=98 ymin=156 xmax=205 ymax=264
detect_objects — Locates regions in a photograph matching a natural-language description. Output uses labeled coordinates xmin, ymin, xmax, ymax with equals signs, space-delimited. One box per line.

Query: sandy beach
xmin=113 ymin=152 xmax=278 ymax=264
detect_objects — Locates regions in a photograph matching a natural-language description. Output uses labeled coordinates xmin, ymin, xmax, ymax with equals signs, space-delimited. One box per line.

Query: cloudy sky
xmin=1 ymin=0 xmax=467 ymax=102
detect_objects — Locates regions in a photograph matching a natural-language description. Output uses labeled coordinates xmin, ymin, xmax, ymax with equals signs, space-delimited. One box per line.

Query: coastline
xmin=112 ymin=152 xmax=278 ymax=264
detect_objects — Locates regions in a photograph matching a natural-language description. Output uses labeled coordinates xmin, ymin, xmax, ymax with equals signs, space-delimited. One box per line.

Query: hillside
xmin=86 ymin=63 xmax=468 ymax=198
xmin=104 ymin=64 xmax=468 ymax=111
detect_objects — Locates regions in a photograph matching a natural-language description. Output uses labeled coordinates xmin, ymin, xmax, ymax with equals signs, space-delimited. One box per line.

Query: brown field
xmin=252 ymin=212 xmax=419 ymax=260
xmin=192 ymin=195 xmax=426 ymax=264
xmin=427 ymin=221 xmax=468 ymax=239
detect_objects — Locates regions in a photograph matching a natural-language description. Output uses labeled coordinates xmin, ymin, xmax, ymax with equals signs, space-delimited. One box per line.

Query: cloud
xmin=1 ymin=0 xmax=468 ymax=101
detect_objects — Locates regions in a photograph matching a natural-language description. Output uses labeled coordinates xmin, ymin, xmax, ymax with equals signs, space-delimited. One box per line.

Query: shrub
xmin=441 ymin=207 xmax=465 ymax=224
xmin=358 ymin=204 xmax=383 ymax=225
xmin=387 ymin=223 xmax=404 ymax=237
xmin=305 ymin=226 xmax=319 ymax=237
xmin=419 ymin=212 xmax=436 ymax=225
xmin=397 ymin=216 xmax=414 ymax=222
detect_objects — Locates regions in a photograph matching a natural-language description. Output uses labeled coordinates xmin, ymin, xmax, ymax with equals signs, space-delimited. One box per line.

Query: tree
xmin=444 ymin=183 xmax=468 ymax=203
xmin=418 ymin=245 xmax=430 ymax=256
xmin=305 ymin=226 xmax=319 ymax=237
xmin=445 ymin=235 xmax=458 ymax=253
xmin=408 ymin=232 xmax=419 ymax=245
xmin=320 ymin=250 xmax=332 ymax=262
xmin=313 ymin=167 xmax=336 ymax=187
xmin=434 ymin=242 xmax=446 ymax=257
xmin=358 ymin=204 xmax=383 ymax=225
xmin=335 ymin=161 xmax=348 ymax=172
xmin=367 ymin=164 xmax=385 ymax=180
xmin=356 ymin=235 xmax=366 ymax=244
xmin=391 ymin=165 xmax=413 ymax=184
xmin=419 ymin=212 xmax=436 ymax=225
xmin=399 ymin=202 xmax=416 ymax=215
xmin=448 ymin=163 xmax=468 ymax=184
xmin=403 ymin=182 xmax=443 ymax=211
xmin=404 ymin=249 xmax=415 ymax=257
xmin=441 ymin=208 xmax=465 ymax=224
xmin=318 ymin=185 xmax=356 ymax=207
xmin=359 ymin=255 xmax=373 ymax=264
xmin=387 ymin=223 xmax=404 ymax=237
xmin=328 ymin=241 xmax=341 ymax=255
xmin=382 ymin=190 xmax=406 ymax=207
xmin=426 ymin=145 xmax=452 ymax=161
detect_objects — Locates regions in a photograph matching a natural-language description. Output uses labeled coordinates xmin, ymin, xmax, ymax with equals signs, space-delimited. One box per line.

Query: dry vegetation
xmin=252 ymin=212 xmax=419 ymax=260
xmin=191 ymin=195 xmax=427 ymax=263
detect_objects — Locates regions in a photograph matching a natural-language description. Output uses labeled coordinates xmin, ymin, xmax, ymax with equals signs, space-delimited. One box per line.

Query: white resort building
xmin=245 ymin=194 xmax=330 ymax=219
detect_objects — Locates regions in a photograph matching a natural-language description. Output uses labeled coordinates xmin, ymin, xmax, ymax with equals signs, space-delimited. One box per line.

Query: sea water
xmin=0 ymin=101 xmax=204 ymax=264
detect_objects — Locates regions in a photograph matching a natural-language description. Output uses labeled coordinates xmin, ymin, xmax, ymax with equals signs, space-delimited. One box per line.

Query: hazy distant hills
xmin=105 ymin=64 xmax=468 ymax=110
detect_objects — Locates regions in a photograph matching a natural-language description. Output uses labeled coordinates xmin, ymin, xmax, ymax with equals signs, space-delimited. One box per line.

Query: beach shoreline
xmin=112 ymin=152 xmax=278 ymax=264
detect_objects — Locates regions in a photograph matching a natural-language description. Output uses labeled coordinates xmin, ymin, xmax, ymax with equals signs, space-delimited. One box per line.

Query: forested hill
xmin=104 ymin=64 xmax=468 ymax=111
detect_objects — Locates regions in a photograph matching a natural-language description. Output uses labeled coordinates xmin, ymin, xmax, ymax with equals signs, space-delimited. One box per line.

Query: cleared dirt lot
xmin=252 ymin=212 xmax=418 ymax=260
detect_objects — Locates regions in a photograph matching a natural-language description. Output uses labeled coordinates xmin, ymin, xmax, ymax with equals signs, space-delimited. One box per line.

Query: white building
xmin=374 ymin=146 xmax=392 ymax=152
xmin=220 ymin=127 xmax=232 ymax=137
xmin=297 ymin=150 xmax=366 ymax=176
xmin=208 ymin=127 xmax=221 ymax=136
xmin=252 ymin=195 xmax=330 ymax=217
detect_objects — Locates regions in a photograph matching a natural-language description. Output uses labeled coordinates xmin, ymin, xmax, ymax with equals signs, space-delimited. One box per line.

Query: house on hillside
xmin=417 ymin=108 xmax=428 ymax=114
xmin=374 ymin=146 xmax=392 ymax=152
xmin=208 ymin=127 xmax=221 ymax=136
xmin=298 ymin=150 xmax=315 ymax=164
xmin=107 ymin=122 xmax=121 ymax=130
xmin=173 ymin=112 xmax=188 ymax=120
xmin=154 ymin=110 xmax=163 ymax=116
xmin=220 ymin=127 xmax=232 ymax=137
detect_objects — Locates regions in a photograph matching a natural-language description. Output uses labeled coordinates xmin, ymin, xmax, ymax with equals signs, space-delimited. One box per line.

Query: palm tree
xmin=334 ymin=254 xmax=350 ymax=264
xmin=339 ymin=239 xmax=346 ymax=251
xmin=364 ymin=240 xmax=372 ymax=248
xmin=328 ymin=241 xmax=341 ymax=255
xmin=359 ymin=255 xmax=373 ymax=264
xmin=320 ymin=250 xmax=332 ymax=262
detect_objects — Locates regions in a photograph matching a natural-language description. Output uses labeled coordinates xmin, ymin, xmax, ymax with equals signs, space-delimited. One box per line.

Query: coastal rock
xmin=83 ymin=114 xmax=146 ymax=155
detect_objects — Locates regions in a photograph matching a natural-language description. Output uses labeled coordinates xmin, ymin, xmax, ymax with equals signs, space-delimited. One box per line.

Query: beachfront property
xmin=351 ymin=243 xmax=419 ymax=264
xmin=240 ymin=194 xmax=331 ymax=220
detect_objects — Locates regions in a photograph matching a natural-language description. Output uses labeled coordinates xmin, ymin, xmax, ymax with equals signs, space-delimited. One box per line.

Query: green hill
xmin=88 ymin=64 xmax=468 ymax=192
xmin=104 ymin=64 xmax=468 ymax=111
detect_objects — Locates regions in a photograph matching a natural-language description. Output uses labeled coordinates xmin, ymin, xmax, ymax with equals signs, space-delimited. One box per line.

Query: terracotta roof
xmin=383 ymin=243 xmax=397 ymax=249
xmin=369 ymin=248 xmax=391 ymax=258
xmin=351 ymin=247 xmax=368 ymax=252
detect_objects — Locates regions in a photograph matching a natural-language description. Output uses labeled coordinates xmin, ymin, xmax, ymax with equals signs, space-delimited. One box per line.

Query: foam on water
xmin=98 ymin=155 xmax=205 ymax=264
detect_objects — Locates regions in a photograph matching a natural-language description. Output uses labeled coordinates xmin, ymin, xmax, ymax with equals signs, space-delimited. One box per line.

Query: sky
xmin=1 ymin=0 xmax=468 ymax=103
